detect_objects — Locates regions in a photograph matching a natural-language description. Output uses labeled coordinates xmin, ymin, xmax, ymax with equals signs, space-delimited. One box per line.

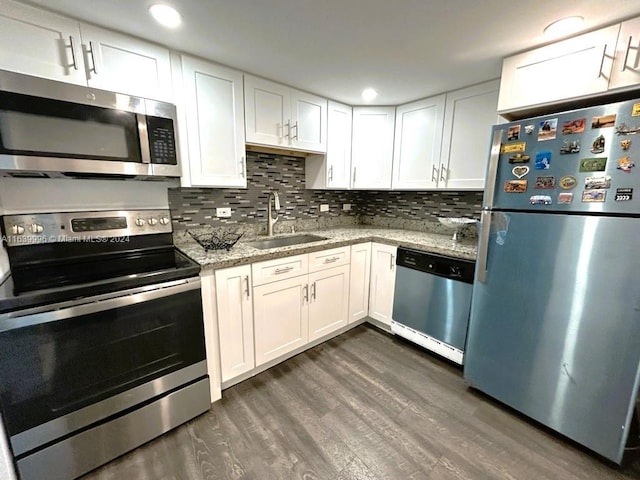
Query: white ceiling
xmin=20 ymin=0 xmax=640 ymax=105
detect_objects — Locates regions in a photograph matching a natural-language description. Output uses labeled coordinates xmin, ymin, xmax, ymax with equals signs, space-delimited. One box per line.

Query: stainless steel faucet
xmin=267 ymin=191 xmax=280 ymax=236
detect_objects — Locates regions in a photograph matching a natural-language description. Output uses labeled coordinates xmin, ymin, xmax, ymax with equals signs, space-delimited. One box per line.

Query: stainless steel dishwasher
xmin=391 ymin=247 xmax=475 ymax=365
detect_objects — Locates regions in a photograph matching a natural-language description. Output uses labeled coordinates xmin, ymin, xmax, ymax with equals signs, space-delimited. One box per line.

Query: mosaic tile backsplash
xmin=168 ymin=152 xmax=483 ymax=234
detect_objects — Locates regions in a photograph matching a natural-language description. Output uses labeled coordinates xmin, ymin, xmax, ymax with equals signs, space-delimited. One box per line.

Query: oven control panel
xmin=2 ymin=209 xmax=173 ymax=246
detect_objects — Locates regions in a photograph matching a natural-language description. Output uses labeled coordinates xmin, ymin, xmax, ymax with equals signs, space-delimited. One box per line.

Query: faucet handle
xmin=274 ymin=192 xmax=281 ymax=210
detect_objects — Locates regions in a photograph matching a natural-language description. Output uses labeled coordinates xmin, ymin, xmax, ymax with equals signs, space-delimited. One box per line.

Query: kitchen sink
xmin=245 ymin=234 xmax=328 ymax=250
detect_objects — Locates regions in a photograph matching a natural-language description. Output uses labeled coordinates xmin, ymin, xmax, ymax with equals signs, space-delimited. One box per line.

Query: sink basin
xmin=245 ymin=234 xmax=328 ymax=250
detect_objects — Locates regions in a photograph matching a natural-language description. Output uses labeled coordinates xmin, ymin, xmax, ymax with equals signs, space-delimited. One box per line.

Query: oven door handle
xmin=0 ymin=278 xmax=201 ymax=333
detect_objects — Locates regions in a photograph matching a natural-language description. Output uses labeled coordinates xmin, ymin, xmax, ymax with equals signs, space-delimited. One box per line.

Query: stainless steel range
xmin=0 ymin=209 xmax=210 ymax=480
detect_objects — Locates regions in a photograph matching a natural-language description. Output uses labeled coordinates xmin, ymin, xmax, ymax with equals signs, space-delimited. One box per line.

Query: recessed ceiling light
xmin=149 ymin=4 xmax=182 ymax=29
xmin=544 ymin=16 xmax=584 ymax=38
xmin=361 ymin=88 xmax=378 ymax=102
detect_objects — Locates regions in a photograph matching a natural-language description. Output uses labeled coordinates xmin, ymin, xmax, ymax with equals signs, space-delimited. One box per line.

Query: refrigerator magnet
xmin=581 ymin=190 xmax=606 ymax=202
xmin=561 ymin=118 xmax=586 ymax=134
xmin=512 ymin=166 xmax=529 ymax=178
xmin=537 ymin=119 xmax=557 ymax=141
xmin=557 ymin=193 xmax=574 ymax=204
xmin=591 ymin=114 xmax=616 ymax=128
xmin=558 ymin=175 xmax=577 ymax=189
xmin=535 ymin=151 xmax=552 ymax=169
xmin=590 ymin=135 xmax=605 ymax=154
xmin=529 ymin=195 xmax=552 ymax=205
xmin=559 ymin=140 xmax=580 ymax=154
xmin=508 ymin=153 xmax=530 ymax=164
xmin=579 ymin=157 xmax=607 ymax=172
xmin=620 ymin=139 xmax=632 ymax=150
xmin=585 ymin=175 xmax=611 ymax=189
xmin=617 ymin=156 xmax=635 ymax=172
xmin=501 ymin=142 xmax=526 ymax=154
xmin=507 ymin=125 xmax=521 ymax=141
xmin=504 ymin=180 xmax=527 ymax=193
xmin=616 ymin=123 xmax=640 ymax=135
xmin=534 ymin=176 xmax=555 ymax=189
xmin=632 ymin=103 xmax=640 ymax=116
xmin=524 ymin=124 xmax=535 ymax=135
xmin=615 ymin=188 xmax=633 ymax=201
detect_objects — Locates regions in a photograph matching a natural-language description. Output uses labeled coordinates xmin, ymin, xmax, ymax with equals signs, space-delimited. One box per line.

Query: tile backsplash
xmin=169 ymin=151 xmax=483 ymax=233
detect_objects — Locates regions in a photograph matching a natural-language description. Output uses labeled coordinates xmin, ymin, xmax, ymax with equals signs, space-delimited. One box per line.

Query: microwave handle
xmin=138 ymin=114 xmax=152 ymax=164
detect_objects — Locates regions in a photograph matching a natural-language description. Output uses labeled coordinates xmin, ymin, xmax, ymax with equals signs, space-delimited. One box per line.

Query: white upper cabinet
xmin=392 ymin=95 xmax=445 ymax=190
xmin=180 ymin=56 xmax=246 ymax=187
xmin=305 ymin=101 xmax=352 ymax=189
xmin=79 ymin=24 xmax=173 ymax=102
xmin=498 ymin=24 xmax=620 ymax=114
xmin=244 ymin=75 xmax=327 ymax=153
xmin=610 ymin=17 xmax=640 ymax=91
xmin=0 ymin=0 xmax=86 ymax=85
xmin=351 ymin=106 xmax=395 ymax=189
xmin=439 ymin=80 xmax=500 ymax=190
xmin=0 ymin=0 xmax=172 ymax=102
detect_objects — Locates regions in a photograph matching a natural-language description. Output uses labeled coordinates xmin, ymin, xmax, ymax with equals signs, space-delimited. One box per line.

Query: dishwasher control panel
xmin=396 ymin=247 xmax=475 ymax=284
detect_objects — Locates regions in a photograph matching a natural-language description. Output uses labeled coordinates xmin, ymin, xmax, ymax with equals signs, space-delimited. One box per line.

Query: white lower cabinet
xmin=253 ymin=275 xmax=309 ymax=366
xmin=368 ymin=243 xmax=397 ymax=326
xmin=214 ymin=265 xmax=254 ymax=382
xmin=308 ymin=265 xmax=350 ymax=341
xmin=348 ymin=242 xmax=371 ymax=323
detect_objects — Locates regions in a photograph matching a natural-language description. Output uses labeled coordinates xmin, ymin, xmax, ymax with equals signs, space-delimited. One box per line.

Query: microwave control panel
xmin=147 ymin=116 xmax=177 ymax=165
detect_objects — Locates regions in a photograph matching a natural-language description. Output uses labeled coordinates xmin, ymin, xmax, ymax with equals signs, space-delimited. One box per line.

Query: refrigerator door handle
xmin=476 ymin=210 xmax=492 ymax=283
xmin=483 ymin=129 xmax=503 ymax=209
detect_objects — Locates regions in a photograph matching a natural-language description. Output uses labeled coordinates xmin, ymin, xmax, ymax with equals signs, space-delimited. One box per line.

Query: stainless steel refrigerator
xmin=464 ymin=98 xmax=640 ymax=464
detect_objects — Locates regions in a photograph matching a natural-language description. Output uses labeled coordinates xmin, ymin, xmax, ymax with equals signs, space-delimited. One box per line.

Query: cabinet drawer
xmin=252 ymin=254 xmax=309 ymax=285
xmin=308 ymin=246 xmax=350 ymax=272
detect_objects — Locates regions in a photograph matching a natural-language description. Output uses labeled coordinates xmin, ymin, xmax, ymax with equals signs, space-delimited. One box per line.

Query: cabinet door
xmin=79 ymin=24 xmax=173 ymax=102
xmin=290 ymin=89 xmax=327 ymax=153
xmin=244 ymin=75 xmax=290 ymax=147
xmin=440 ymin=80 xmax=500 ymax=190
xmin=0 ymin=0 xmax=85 ymax=85
xmin=351 ymin=107 xmax=395 ymax=189
xmin=253 ymin=276 xmax=308 ymax=366
xmin=498 ymin=24 xmax=620 ymax=113
xmin=368 ymin=243 xmax=397 ymax=326
xmin=392 ymin=95 xmax=445 ymax=190
xmin=348 ymin=242 xmax=371 ymax=323
xmin=181 ymin=56 xmax=246 ymax=187
xmin=215 ymin=265 xmax=254 ymax=382
xmin=308 ymin=265 xmax=349 ymax=341
xmin=610 ymin=17 xmax=640 ymax=91
xmin=305 ymin=101 xmax=352 ymax=189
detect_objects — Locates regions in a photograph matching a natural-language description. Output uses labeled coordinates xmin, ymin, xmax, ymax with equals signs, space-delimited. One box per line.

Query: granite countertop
xmin=174 ymin=227 xmax=477 ymax=270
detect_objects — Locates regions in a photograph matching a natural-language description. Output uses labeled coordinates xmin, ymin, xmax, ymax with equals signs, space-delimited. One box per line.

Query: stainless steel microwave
xmin=0 ymin=69 xmax=180 ymax=179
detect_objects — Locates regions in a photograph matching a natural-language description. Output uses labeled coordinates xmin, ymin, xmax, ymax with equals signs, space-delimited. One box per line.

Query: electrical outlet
xmin=319 ymin=204 xmax=329 ymax=212
xmin=216 ymin=207 xmax=232 ymax=218
xmin=342 ymin=203 xmax=352 ymax=211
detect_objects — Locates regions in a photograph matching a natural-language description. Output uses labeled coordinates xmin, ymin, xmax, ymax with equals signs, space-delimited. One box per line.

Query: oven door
xmin=0 ymin=277 xmax=207 ymax=458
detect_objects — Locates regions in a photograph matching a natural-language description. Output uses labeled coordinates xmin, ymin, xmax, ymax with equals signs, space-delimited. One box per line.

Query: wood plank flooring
xmin=81 ymin=324 xmax=640 ymax=480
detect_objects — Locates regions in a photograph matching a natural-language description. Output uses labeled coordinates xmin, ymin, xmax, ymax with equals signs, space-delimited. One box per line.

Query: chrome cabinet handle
xmin=352 ymin=167 xmax=357 ymax=184
xmin=291 ymin=121 xmax=298 ymax=140
xmin=244 ymin=276 xmax=250 ymax=298
xmin=69 ymin=36 xmax=79 ymax=70
xmin=621 ymin=35 xmax=634 ymax=72
xmin=240 ymin=157 xmax=245 ymax=178
xmin=328 ymin=165 xmax=333 ymax=182
xmin=89 ymin=40 xmax=98 ymax=74
xmin=274 ymin=266 xmax=293 ymax=275
xmin=311 ymin=282 xmax=316 ymax=300
xmin=598 ymin=43 xmax=607 ymax=78
xmin=439 ymin=164 xmax=447 ymax=182
xmin=303 ymin=284 xmax=309 ymax=303
xmin=324 ymin=256 xmax=339 ymax=264
xmin=432 ymin=164 xmax=438 ymax=183
xmin=390 ymin=254 xmax=395 ymax=270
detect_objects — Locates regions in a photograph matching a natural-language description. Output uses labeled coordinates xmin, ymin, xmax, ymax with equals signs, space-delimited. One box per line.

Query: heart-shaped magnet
xmin=512 ymin=166 xmax=529 ymax=179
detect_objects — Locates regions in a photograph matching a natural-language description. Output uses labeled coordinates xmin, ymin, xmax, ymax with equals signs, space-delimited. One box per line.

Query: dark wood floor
xmin=81 ymin=324 xmax=640 ymax=480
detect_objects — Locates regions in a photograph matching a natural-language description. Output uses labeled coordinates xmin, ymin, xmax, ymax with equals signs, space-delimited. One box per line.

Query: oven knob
xmin=30 ymin=223 xmax=44 ymax=234
xmin=11 ymin=224 xmax=25 ymax=235
xmin=159 ymin=216 xmax=170 ymax=225
xmin=147 ymin=217 xmax=158 ymax=226
xmin=135 ymin=218 xmax=145 ymax=227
